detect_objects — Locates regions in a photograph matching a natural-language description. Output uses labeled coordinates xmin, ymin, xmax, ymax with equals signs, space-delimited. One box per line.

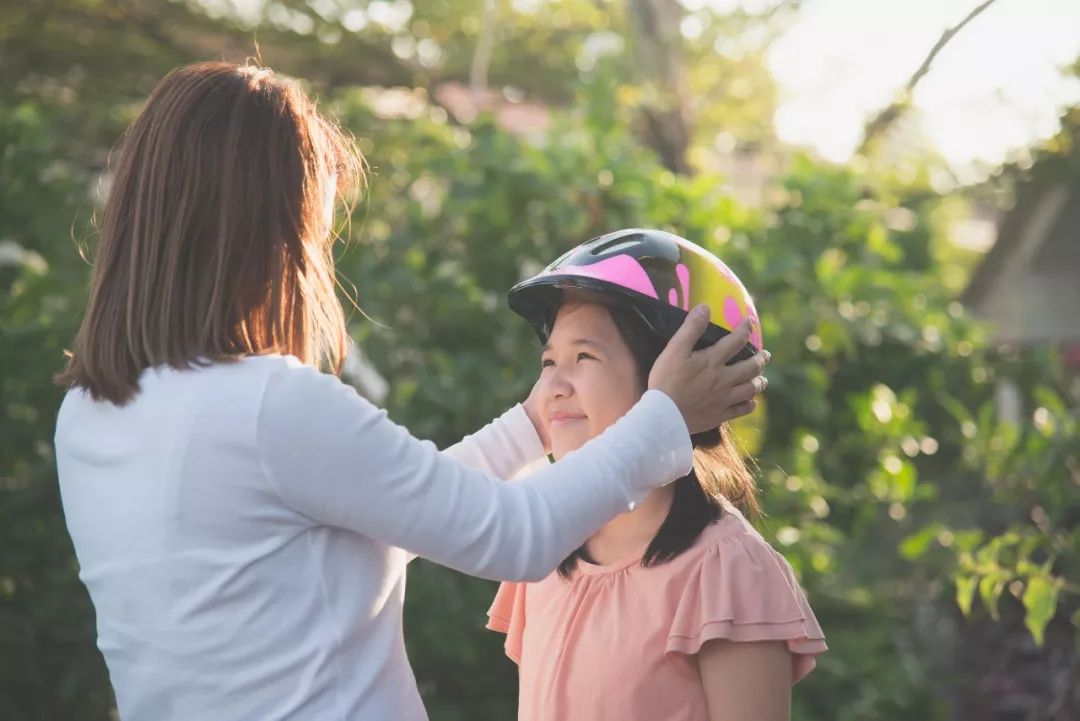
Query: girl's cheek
xmin=573 ymin=367 xmax=594 ymax=393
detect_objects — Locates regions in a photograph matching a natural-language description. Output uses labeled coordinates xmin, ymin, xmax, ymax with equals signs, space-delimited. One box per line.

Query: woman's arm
xmin=698 ymin=640 xmax=792 ymax=721
xmin=441 ymin=378 xmax=549 ymax=480
xmin=256 ymin=360 xmax=692 ymax=582
xmin=440 ymin=403 xmax=546 ymax=480
xmin=402 ymin=405 xmax=545 ymax=564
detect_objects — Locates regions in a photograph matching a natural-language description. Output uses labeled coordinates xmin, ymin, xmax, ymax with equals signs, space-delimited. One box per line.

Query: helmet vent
xmin=590 ymin=236 xmax=643 ymax=256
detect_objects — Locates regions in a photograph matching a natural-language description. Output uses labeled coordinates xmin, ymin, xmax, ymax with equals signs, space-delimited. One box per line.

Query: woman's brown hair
xmin=556 ymin=298 xmax=760 ymax=578
xmin=57 ymin=61 xmax=363 ymax=405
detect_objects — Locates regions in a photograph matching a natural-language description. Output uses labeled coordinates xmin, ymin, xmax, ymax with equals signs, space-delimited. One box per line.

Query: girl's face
xmin=538 ymin=302 xmax=643 ymax=460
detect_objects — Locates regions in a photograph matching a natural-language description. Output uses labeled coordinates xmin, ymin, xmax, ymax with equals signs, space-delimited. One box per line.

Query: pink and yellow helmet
xmin=509 ymin=229 xmax=762 ymax=360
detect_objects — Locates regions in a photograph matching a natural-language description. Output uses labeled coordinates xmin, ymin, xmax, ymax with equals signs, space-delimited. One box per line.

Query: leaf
xmin=891 ymin=460 xmax=917 ymax=502
xmin=1022 ymin=575 xmax=1060 ymax=646
xmin=955 ymin=575 xmax=977 ymax=617
xmin=953 ymin=530 xmax=985 ymax=553
xmin=899 ymin=524 xmax=942 ymax=561
xmin=978 ymin=575 xmax=1005 ymax=621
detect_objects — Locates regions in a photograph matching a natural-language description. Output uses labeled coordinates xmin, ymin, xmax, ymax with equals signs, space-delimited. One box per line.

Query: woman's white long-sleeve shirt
xmin=55 ymin=354 xmax=692 ymax=720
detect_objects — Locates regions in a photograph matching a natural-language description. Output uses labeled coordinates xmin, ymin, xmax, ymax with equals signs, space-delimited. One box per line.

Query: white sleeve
xmin=440 ymin=404 xmax=547 ymax=480
xmin=255 ymin=362 xmax=692 ymax=582
xmin=393 ymin=406 xmax=546 ymax=564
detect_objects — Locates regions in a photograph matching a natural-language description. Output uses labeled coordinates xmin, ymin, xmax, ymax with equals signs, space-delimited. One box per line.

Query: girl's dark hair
xmin=556 ymin=298 xmax=760 ymax=579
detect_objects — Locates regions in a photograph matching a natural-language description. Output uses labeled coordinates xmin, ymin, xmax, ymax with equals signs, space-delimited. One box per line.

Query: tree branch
xmin=857 ymin=0 xmax=1001 ymax=155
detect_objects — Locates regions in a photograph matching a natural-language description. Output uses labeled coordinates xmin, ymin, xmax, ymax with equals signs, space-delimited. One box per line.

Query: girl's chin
xmin=550 ymin=434 xmax=593 ymax=461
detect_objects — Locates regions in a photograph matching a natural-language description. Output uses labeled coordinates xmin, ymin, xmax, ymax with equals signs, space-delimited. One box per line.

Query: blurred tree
xmin=2 ymin=1 xmax=1077 ymax=719
xmin=0 ymin=99 xmax=115 ymax=719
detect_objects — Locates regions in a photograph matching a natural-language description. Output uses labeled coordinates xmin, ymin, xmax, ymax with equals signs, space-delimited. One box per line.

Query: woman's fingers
xmin=664 ymin=304 xmax=712 ymax=360
xmin=706 ymin=318 xmax=752 ymax=365
xmin=728 ymin=376 xmax=766 ymax=405
xmin=720 ymin=399 xmax=758 ymax=423
xmin=648 ymin=309 xmax=770 ymax=433
xmin=719 ymin=346 xmax=770 ymax=381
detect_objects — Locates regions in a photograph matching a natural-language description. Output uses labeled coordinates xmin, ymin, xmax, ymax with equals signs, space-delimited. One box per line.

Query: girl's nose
xmin=546 ymin=367 xmax=573 ymax=399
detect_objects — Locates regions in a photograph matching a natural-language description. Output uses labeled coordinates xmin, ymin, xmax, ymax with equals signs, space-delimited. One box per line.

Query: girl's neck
xmin=585 ymin=484 xmax=674 ymax=566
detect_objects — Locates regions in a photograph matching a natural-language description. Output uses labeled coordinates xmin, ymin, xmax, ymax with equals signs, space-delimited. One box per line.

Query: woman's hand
xmin=523 ymin=379 xmax=551 ymax=455
xmin=648 ymin=305 xmax=770 ymax=434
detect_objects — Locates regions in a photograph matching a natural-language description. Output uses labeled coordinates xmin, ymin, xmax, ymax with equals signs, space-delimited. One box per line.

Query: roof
xmin=962 ymin=153 xmax=1077 ymax=309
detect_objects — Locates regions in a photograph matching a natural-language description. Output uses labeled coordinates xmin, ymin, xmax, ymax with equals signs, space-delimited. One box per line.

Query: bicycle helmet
xmin=508 ymin=228 xmax=762 ymax=360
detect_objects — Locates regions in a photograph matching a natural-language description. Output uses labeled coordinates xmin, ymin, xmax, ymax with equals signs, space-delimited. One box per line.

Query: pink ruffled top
xmin=486 ymin=505 xmax=826 ymax=721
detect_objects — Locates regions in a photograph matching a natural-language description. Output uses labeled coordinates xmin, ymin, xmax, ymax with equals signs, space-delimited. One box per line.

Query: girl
xmin=52 ymin=64 xmax=771 ymax=720
xmin=488 ymin=229 xmax=826 ymax=721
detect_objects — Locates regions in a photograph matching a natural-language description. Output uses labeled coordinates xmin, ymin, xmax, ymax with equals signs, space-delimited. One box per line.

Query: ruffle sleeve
xmin=486 ymin=581 xmax=527 ymax=663
xmin=665 ymin=530 xmax=827 ymax=683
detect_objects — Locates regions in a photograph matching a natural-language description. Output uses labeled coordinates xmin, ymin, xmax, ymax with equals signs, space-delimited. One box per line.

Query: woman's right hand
xmin=647 ymin=305 xmax=770 ymax=434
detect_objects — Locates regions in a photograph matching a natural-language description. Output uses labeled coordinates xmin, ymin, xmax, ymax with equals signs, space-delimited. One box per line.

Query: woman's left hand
xmin=523 ymin=379 xmax=551 ymax=455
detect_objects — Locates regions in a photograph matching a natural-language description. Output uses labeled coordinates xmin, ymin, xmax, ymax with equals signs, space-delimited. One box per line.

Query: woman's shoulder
xmin=248 ymin=354 xmax=366 ymax=410
xmin=58 ymin=354 xmax=304 ymax=424
xmin=163 ymin=354 xmax=319 ymax=416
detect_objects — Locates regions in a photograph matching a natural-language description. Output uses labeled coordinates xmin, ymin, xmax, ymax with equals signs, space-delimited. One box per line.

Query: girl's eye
xmin=577 ymin=352 xmax=596 ymax=362
xmin=541 ymin=359 xmax=555 ymax=368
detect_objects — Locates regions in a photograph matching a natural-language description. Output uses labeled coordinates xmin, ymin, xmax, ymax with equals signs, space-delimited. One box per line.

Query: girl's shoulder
xmin=675 ymin=501 xmax=774 ymax=565
xmin=661 ymin=503 xmax=827 ymax=682
xmin=660 ymin=505 xmax=812 ymax=613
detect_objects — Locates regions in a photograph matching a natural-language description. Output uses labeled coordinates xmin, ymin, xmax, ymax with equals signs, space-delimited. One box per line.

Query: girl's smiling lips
xmin=549 ymin=411 xmax=587 ymax=425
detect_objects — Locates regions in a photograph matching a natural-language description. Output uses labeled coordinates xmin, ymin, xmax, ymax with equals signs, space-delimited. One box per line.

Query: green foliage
xmin=1 ymin=100 xmax=113 ymax=720
xmin=2 ymin=2 xmax=1078 ymax=719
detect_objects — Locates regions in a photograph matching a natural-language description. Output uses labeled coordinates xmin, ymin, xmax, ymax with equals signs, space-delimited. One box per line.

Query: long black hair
xmin=555 ymin=298 xmax=760 ymax=578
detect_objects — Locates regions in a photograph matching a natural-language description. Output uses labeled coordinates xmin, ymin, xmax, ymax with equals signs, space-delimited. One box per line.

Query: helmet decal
xmin=671 ymin=262 xmax=691 ymax=311
xmin=539 ymin=254 xmax=659 ymax=300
